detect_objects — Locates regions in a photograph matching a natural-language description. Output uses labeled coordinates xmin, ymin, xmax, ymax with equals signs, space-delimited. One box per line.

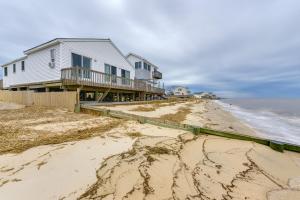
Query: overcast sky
xmin=0 ymin=0 xmax=300 ymax=97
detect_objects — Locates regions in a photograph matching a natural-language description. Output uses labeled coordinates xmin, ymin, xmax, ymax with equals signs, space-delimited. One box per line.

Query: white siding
xmin=3 ymin=44 xmax=60 ymax=88
xmin=127 ymin=54 xmax=153 ymax=80
xmin=60 ymin=41 xmax=135 ymax=79
xmin=173 ymin=87 xmax=190 ymax=96
xmin=3 ymin=40 xmax=136 ymax=88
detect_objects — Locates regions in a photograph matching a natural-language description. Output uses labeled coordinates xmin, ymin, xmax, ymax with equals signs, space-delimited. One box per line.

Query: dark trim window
xmin=104 ymin=64 xmax=117 ymax=83
xmin=135 ymin=61 xmax=141 ymax=69
xmin=111 ymin=66 xmax=117 ymax=83
xmin=143 ymin=62 xmax=151 ymax=71
xmin=21 ymin=61 xmax=25 ymax=71
xmin=71 ymin=53 xmax=91 ymax=78
xmin=4 ymin=67 xmax=8 ymax=76
xmin=121 ymin=69 xmax=130 ymax=85
xmin=72 ymin=53 xmax=82 ymax=67
xmin=13 ymin=64 xmax=16 ymax=73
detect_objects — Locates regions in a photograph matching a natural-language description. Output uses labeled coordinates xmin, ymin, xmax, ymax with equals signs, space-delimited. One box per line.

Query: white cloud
xmin=0 ymin=0 xmax=299 ymax=97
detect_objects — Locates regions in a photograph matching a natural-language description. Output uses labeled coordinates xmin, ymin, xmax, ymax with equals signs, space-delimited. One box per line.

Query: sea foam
xmin=216 ymin=100 xmax=300 ymax=146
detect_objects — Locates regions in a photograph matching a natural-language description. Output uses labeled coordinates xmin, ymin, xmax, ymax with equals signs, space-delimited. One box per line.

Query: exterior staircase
xmin=97 ymin=88 xmax=111 ymax=102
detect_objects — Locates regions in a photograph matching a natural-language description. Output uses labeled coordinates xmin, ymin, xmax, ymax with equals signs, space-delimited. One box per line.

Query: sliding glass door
xmin=121 ymin=69 xmax=130 ymax=85
xmin=82 ymin=56 xmax=91 ymax=78
xmin=72 ymin=53 xmax=91 ymax=78
xmin=105 ymin=64 xmax=111 ymax=82
xmin=111 ymin=66 xmax=117 ymax=83
xmin=104 ymin=64 xmax=117 ymax=83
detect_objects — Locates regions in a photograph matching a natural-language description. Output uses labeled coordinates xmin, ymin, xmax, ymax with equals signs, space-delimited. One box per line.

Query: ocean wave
xmin=215 ymin=100 xmax=300 ymax=146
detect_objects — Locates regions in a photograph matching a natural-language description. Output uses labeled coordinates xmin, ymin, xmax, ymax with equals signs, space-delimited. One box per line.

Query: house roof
xmin=1 ymin=56 xmax=27 ymax=67
xmin=24 ymin=38 xmax=111 ymax=55
xmin=2 ymin=38 xmax=134 ymax=69
xmin=126 ymin=53 xmax=159 ymax=69
xmin=169 ymin=85 xmax=189 ymax=90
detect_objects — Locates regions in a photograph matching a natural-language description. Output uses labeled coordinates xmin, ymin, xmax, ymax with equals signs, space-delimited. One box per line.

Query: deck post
xmin=117 ymin=92 xmax=120 ymax=102
xmin=74 ymin=87 xmax=81 ymax=112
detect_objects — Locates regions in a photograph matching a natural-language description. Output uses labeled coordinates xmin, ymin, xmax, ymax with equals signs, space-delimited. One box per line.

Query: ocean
xmin=216 ymin=99 xmax=300 ymax=146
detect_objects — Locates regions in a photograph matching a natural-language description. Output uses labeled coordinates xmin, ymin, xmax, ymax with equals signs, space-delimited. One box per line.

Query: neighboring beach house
xmin=1 ymin=38 xmax=164 ymax=101
xmin=168 ymin=86 xmax=191 ymax=96
xmin=194 ymin=92 xmax=218 ymax=99
xmin=126 ymin=53 xmax=163 ymax=87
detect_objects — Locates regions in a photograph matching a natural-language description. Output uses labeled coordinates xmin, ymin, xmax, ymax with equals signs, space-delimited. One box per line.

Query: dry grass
xmin=127 ymin=131 xmax=143 ymax=138
xmin=37 ymin=161 xmax=48 ymax=170
xmin=145 ymin=146 xmax=172 ymax=155
xmin=131 ymin=106 xmax=156 ymax=112
xmin=159 ymin=106 xmax=192 ymax=123
xmin=0 ymin=120 xmax=122 ymax=155
xmin=130 ymin=101 xmax=179 ymax=112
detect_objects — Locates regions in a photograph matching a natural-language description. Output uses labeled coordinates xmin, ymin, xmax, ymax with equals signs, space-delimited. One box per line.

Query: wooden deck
xmin=61 ymin=67 xmax=164 ymax=94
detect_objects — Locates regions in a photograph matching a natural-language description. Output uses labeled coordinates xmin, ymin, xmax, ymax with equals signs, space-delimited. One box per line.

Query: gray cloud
xmin=0 ymin=0 xmax=300 ymax=97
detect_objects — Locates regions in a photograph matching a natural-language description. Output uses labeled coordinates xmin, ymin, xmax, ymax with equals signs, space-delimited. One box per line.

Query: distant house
xmin=194 ymin=92 xmax=218 ymax=99
xmin=1 ymin=38 xmax=164 ymax=101
xmin=168 ymin=86 xmax=191 ymax=96
xmin=126 ymin=53 xmax=163 ymax=87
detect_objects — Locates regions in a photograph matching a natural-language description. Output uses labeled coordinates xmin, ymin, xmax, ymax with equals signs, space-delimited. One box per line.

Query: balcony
xmin=61 ymin=67 xmax=164 ymax=94
xmin=153 ymin=70 xmax=162 ymax=79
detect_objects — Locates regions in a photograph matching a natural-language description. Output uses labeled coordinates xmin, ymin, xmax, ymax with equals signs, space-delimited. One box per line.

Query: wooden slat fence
xmin=0 ymin=91 xmax=77 ymax=111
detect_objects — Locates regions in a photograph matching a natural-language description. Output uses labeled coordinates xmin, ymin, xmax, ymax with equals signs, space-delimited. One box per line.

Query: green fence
xmin=80 ymin=105 xmax=300 ymax=153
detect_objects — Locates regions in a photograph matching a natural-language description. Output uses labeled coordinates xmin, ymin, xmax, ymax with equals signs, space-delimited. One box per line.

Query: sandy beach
xmin=0 ymin=100 xmax=299 ymax=200
xmin=92 ymin=99 xmax=258 ymax=137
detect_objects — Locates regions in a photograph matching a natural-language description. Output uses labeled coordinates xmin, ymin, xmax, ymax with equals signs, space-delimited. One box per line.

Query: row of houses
xmin=1 ymin=38 xmax=163 ymax=102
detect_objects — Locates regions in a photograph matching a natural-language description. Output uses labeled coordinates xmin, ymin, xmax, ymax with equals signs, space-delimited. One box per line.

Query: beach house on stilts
xmin=1 ymin=38 xmax=164 ymax=102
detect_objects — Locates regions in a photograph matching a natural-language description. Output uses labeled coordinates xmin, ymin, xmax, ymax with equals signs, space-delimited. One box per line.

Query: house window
xmin=135 ymin=62 xmax=141 ymax=69
xmin=105 ymin=64 xmax=111 ymax=82
xmin=71 ymin=53 xmax=91 ymax=78
xmin=13 ymin=64 xmax=16 ymax=73
xmin=21 ymin=61 xmax=25 ymax=71
xmin=121 ymin=69 xmax=130 ymax=85
xmin=4 ymin=67 xmax=8 ymax=76
xmin=72 ymin=53 xmax=82 ymax=67
xmin=111 ymin=66 xmax=117 ymax=83
xmin=143 ymin=62 xmax=151 ymax=71
xmin=104 ymin=64 xmax=117 ymax=83
xmin=82 ymin=56 xmax=91 ymax=78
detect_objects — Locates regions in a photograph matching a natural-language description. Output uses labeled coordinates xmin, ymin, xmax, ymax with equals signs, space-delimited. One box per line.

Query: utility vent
xmin=49 ymin=62 xmax=55 ymax=68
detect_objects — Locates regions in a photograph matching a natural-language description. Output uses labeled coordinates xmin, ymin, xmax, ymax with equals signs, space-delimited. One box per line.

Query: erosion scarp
xmin=79 ymin=134 xmax=300 ymax=200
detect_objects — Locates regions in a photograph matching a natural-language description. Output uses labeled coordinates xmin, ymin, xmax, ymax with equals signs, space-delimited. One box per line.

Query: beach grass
xmin=0 ymin=120 xmax=122 ymax=155
xmin=159 ymin=106 xmax=192 ymax=123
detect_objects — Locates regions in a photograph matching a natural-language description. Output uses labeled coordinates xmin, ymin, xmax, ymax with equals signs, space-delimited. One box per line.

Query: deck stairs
xmin=97 ymin=88 xmax=111 ymax=102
